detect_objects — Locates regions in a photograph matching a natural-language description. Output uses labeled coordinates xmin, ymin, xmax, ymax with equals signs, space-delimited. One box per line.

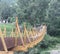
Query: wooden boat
xmin=0 ymin=17 xmax=47 ymax=54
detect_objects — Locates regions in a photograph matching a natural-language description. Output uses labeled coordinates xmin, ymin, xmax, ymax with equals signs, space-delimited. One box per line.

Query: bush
xmin=0 ymin=23 xmax=15 ymax=36
xmin=40 ymin=34 xmax=60 ymax=49
xmin=9 ymin=17 xmax=16 ymax=23
xmin=21 ymin=22 xmax=33 ymax=30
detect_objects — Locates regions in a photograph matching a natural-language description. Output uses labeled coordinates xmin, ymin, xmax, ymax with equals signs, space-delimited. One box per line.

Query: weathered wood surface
xmin=0 ymin=51 xmax=14 ymax=54
xmin=0 ymin=25 xmax=46 ymax=51
xmin=0 ymin=37 xmax=33 ymax=51
xmin=0 ymin=37 xmax=15 ymax=50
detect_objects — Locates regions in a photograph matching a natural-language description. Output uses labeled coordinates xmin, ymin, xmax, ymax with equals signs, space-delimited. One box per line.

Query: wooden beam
xmin=0 ymin=51 xmax=14 ymax=54
xmin=0 ymin=28 xmax=8 ymax=52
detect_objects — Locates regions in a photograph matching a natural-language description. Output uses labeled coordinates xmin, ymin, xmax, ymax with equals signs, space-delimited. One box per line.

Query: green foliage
xmin=14 ymin=34 xmax=60 ymax=54
xmin=40 ymin=34 xmax=60 ymax=49
xmin=16 ymin=0 xmax=50 ymax=25
xmin=0 ymin=1 xmax=8 ymax=16
xmin=1 ymin=7 xmax=16 ymax=19
xmin=46 ymin=0 xmax=60 ymax=36
xmin=0 ymin=23 xmax=15 ymax=30
xmin=0 ymin=0 xmax=60 ymax=36
xmin=21 ymin=22 xmax=33 ymax=30
xmin=16 ymin=0 xmax=60 ymax=36
xmin=0 ymin=1 xmax=16 ymax=20
xmin=0 ymin=0 xmax=60 ymax=54
xmin=9 ymin=17 xmax=16 ymax=23
xmin=0 ymin=23 xmax=15 ymax=36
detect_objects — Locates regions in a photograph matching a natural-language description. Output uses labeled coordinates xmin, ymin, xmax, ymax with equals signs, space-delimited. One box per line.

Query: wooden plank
xmin=0 ymin=36 xmax=8 ymax=52
xmin=0 ymin=28 xmax=8 ymax=52
xmin=0 ymin=37 xmax=15 ymax=50
xmin=11 ymin=46 xmax=28 ymax=52
xmin=0 ymin=51 xmax=14 ymax=54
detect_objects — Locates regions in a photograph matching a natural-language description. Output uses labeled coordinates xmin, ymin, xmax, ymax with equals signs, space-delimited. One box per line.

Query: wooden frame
xmin=0 ymin=17 xmax=47 ymax=53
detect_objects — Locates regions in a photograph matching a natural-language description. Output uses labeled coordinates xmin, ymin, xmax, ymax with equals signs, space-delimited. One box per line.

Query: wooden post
xmin=0 ymin=51 xmax=14 ymax=54
xmin=29 ymin=29 xmax=34 ymax=41
xmin=24 ymin=24 xmax=31 ymax=43
xmin=15 ymin=28 xmax=18 ymax=46
xmin=3 ymin=27 xmax=6 ymax=37
xmin=11 ymin=28 xmax=14 ymax=37
xmin=0 ymin=28 xmax=8 ymax=52
xmin=15 ymin=17 xmax=25 ymax=46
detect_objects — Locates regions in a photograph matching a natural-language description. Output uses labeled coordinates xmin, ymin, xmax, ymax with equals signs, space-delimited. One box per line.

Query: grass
xmin=0 ymin=23 xmax=32 ymax=36
xmin=0 ymin=23 xmax=15 ymax=30
xmin=0 ymin=23 xmax=15 ymax=36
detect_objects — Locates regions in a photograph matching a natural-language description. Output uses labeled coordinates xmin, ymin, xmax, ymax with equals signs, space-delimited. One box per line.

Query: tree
xmin=1 ymin=6 xmax=16 ymax=20
xmin=46 ymin=0 xmax=60 ymax=36
xmin=16 ymin=0 xmax=50 ymax=25
xmin=0 ymin=1 xmax=16 ymax=23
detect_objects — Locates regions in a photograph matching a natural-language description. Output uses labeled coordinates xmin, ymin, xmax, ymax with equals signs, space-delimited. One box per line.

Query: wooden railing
xmin=0 ymin=17 xmax=47 ymax=52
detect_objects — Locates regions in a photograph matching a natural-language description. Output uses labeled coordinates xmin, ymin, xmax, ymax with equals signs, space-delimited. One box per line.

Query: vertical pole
xmin=15 ymin=28 xmax=18 ymax=46
xmin=24 ymin=24 xmax=31 ymax=43
xmin=29 ymin=29 xmax=34 ymax=41
xmin=3 ymin=27 xmax=6 ymax=37
xmin=0 ymin=28 xmax=8 ymax=52
xmin=15 ymin=17 xmax=25 ymax=46
xmin=11 ymin=28 xmax=14 ymax=37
